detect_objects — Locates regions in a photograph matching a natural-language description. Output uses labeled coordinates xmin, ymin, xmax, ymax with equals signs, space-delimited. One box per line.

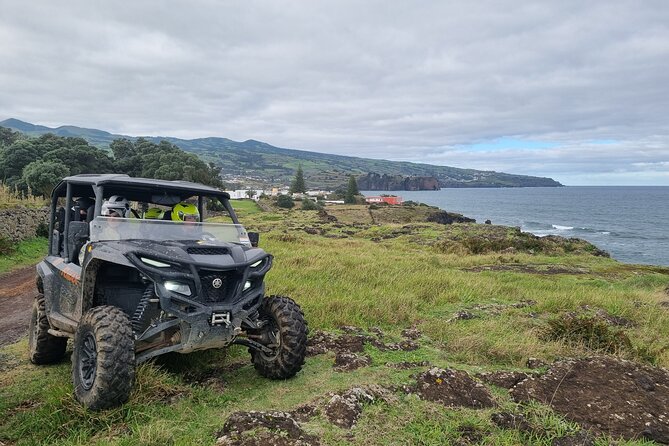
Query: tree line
xmin=0 ymin=126 xmax=222 ymax=196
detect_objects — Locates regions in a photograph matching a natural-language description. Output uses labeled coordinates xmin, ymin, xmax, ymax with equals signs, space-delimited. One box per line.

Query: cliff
xmin=357 ymin=173 xmax=440 ymax=191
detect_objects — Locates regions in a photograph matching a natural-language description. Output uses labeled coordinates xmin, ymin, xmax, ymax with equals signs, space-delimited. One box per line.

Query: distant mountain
xmin=0 ymin=118 xmax=562 ymax=189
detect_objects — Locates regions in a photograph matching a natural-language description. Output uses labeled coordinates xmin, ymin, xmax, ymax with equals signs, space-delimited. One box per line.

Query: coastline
xmin=364 ymin=187 xmax=669 ymax=267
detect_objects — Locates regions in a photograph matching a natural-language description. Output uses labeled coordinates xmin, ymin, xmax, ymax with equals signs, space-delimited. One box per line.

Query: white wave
xmin=599 ymin=231 xmax=611 ymax=235
xmin=551 ymin=225 xmax=574 ymax=230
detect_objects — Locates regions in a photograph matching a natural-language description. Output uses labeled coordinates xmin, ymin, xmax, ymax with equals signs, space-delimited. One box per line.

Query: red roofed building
xmin=365 ymin=196 xmax=403 ymax=205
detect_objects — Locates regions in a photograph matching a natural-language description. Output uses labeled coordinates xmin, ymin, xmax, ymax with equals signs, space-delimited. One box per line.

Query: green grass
xmin=1 ymin=206 xmax=667 ymax=445
xmin=229 ymin=199 xmax=262 ymax=218
xmin=0 ymin=237 xmax=48 ymax=273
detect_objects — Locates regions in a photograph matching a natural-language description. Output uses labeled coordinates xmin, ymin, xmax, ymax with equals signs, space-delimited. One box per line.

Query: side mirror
xmin=248 ymin=232 xmax=260 ymax=247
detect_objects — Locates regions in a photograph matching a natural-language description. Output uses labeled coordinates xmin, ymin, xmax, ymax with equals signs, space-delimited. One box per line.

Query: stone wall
xmin=0 ymin=206 xmax=49 ymax=241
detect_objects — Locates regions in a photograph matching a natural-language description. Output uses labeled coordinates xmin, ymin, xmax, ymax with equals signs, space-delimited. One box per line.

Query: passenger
xmin=97 ymin=196 xmax=130 ymax=240
xmin=101 ymin=196 xmax=130 ymax=218
xmin=144 ymin=207 xmax=164 ymax=220
xmin=73 ymin=197 xmax=95 ymax=221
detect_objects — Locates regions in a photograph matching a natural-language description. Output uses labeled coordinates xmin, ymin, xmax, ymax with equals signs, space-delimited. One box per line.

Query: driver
xmin=171 ymin=202 xmax=218 ymax=241
xmin=171 ymin=202 xmax=200 ymax=223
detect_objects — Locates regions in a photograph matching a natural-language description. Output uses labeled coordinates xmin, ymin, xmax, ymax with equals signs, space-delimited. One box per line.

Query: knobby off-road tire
xmin=72 ymin=306 xmax=135 ymax=410
xmin=29 ymin=294 xmax=67 ymax=364
xmin=251 ymin=296 xmax=308 ymax=379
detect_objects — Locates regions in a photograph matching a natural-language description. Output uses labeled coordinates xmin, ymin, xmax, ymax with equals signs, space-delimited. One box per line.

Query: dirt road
xmin=0 ymin=265 xmax=37 ymax=346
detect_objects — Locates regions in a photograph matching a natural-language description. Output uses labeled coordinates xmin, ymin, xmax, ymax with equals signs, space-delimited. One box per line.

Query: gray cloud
xmin=1 ymin=0 xmax=668 ymax=184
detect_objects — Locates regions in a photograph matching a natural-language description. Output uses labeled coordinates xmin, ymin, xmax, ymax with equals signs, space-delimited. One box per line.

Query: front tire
xmin=251 ymin=296 xmax=308 ymax=379
xmin=29 ymin=294 xmax=67 ymax=365
xmin=72 ymin=306 xmax=135 ymax=410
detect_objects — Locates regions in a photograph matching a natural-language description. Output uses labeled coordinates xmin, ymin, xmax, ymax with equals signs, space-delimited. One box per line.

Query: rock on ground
xmin=333 ymin=352 xmax=372 ymax=372
xmin=511 ymin=356 xmax=669 ymax=443
xmin=306 ymin=331 xmax=365 ymax=356
xmin=324 ymin=386 xmax=396 ymax=429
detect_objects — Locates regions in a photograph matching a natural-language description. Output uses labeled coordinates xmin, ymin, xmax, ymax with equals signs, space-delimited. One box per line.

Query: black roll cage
xmin=49 ymin=174 xmax=238 ymax=261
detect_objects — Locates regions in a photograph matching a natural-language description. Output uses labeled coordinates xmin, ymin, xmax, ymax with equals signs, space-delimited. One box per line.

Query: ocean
xmin=362 ymin=187 xmax=669 ymax=266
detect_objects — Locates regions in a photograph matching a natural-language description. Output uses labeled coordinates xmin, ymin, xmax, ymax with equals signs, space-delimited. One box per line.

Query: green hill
xmin=0 ymin=118 xmax=562 ymax=189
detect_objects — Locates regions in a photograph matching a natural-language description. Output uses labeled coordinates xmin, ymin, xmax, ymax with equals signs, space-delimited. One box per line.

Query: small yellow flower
xmin=435 ymin=378 xmax=443 ymax=384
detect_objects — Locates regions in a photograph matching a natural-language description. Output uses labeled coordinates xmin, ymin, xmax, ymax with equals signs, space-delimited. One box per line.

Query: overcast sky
xmin=1 ymin=1 xmax=668 ymax=185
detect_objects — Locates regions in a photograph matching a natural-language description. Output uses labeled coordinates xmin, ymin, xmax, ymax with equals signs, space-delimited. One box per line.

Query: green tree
xmin=108 ymin=138 xmax=223 ymax=187
xmin=0 ymin=140 xmax=40 ymax=183
xmin=0 ymin=126 xmax=19 ymax=147
xmin=345 ymin=175 xmax=359 ymax=204
xmin=276 ymin=194 xmax=294 ymax=209
xmin=289 ymin=165 xmax=306 ymax=194
xmin=45 ymin=145 xmax=115 ymax=175
xmin=22 ymin=160 xmax=70 ymax=196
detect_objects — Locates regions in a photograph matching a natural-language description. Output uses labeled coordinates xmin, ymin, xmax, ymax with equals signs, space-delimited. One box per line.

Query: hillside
xmin=0 ymin=118 xmax=562 ymax=190
xmin=1 ymin=202 xmax=668 ymax=445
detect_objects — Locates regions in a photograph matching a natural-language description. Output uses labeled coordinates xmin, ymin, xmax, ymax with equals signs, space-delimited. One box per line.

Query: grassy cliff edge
xmin=1 ymin=201 xmax=668 ymax=445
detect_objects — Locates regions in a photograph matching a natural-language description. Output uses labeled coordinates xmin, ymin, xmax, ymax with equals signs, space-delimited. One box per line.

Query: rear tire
xmin=251 ymin=296 xmax=308 ymax=379
xmin=72 ymin=306 xmax=135 ymax=410
xmin=29 ymin=294 xmax=67 ymax=365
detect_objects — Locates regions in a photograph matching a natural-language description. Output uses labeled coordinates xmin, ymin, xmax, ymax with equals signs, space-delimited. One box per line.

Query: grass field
xmin=1 ymin=204 xmax=667 ymax=445
xmin=0 ymin=237 xmax=48 ymax=274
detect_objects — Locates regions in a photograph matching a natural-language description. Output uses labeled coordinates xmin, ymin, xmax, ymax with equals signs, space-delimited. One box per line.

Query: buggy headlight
xmin=141 ymin=257 xmax=171 ymax=268
xmin=164 ymin=281 xmax=191 ymax=296
xmin=244 ymin=281 xmax=252 ymax=291
xmin=250 ymin=259 xmax=263 ymax=268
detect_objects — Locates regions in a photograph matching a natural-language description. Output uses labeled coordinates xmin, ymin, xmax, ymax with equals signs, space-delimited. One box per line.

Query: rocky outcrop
xmin=426 ymin=210 xmax=476 ymax=224
xmin=357 ymin=173 xmax=440 ymax=191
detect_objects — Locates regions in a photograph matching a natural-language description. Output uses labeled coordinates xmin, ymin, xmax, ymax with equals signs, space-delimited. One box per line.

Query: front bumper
xmin=125 ymin=251 xmax=272 ymax=362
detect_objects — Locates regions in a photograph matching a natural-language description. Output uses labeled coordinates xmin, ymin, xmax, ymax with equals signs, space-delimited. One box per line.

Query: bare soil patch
xmin=476 ymin=371 xmax=533 ymax=389
xmin=215 ymin=411 xmax=320 ymax=446
xmin=0 ymin=265 xmax=37 ymax=346
xmin=511 ymin=356 xmax=669 ymax=443
xmin=407 ymin=367 xmax=496 ymax=409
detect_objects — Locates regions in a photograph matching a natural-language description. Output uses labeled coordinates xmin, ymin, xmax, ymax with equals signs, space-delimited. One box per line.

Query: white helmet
xmin=101 ymin=195 xmax=130 ymax=217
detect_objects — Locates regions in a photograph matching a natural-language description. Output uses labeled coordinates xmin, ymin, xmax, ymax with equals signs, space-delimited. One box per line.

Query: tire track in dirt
xmin=0 ymin=265 xmax=37 ymax=346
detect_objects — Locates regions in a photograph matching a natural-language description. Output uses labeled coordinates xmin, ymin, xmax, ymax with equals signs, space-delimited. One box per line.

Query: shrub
xmin=35 ymin=221 xmax=49 ymax=238
xmin=543 ymin=313 xmax=632 ymax=354
xmin=276 ymin=195 xmax=294 ymax=209
xmin=301 ymin=198 xmax=322 ymax=211
xmin=0 ymin=236 xmax=16 ymax=255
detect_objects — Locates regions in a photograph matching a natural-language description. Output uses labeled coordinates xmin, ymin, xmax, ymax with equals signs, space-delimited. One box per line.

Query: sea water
xmin=362 ymin=187 xmax=669 ymax=266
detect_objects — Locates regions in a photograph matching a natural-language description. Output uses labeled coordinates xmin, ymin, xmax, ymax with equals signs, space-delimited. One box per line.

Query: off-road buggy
xmin=30 ymin=174 xmax=308 ymax=410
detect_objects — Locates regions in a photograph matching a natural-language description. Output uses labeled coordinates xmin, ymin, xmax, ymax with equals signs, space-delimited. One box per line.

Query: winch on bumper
xmin=125 ymin=249 xmax=274 ymax=363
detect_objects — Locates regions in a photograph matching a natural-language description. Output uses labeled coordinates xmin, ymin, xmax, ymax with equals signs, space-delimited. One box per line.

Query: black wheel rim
xmin=260 ymin=318 xmax=282 ymax=361
xmin=79 ymin=332 xmax=97 ymax=390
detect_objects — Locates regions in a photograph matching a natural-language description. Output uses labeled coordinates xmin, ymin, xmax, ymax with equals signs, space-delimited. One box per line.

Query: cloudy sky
xmin=1 ymin=1 xmax=668 ymax=185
